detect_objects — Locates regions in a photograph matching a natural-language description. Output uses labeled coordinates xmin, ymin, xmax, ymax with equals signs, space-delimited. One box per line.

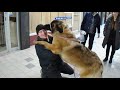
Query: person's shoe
xmin=103 ymin=57 xmax=108 ymax=62
xmin=109 ymin=59 xmax=112 ymax=64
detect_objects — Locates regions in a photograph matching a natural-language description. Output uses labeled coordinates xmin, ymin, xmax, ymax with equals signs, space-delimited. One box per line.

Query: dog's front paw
xmin=34 ymin=41 xmax=46 ymax=45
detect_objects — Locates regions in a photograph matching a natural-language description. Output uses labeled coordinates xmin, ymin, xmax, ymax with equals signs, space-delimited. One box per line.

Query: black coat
xmin=35 ymin=36 xmax=71 ymax=78
xmin=35 ymin=36 xmax=63 ymax=70
xmin=81 ymin=12 xmax=100 ymax=34
xmin=35 ymin=35 xmax=74 ymax=78
xmin=102 ymin=15 xmax=120 ymax=50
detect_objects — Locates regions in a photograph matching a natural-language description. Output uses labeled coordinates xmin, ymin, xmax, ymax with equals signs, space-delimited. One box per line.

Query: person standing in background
xmin=80 ymin=12 xmax=101 ymax=50
xmin=102 ymin=12 xmax=120 ymax=64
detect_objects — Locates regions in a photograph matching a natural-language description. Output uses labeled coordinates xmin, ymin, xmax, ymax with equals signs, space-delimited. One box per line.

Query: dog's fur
xmin=35 ymin=20 xmax=103 ymax=78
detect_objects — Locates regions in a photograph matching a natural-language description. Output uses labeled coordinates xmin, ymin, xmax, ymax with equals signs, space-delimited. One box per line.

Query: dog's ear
xmin=50 ymin=23 xmax=56 ymax=33
xmin=56 ymin=24 xmax=63 ymax=33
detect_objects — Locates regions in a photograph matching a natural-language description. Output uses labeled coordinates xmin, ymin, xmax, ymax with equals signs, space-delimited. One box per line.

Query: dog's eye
xmin=58 ymin=23 xmax=62 ymax=25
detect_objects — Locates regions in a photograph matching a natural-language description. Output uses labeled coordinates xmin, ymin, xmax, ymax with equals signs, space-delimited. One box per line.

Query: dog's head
xmin=50 ymin=20 xmax=67 ymax=33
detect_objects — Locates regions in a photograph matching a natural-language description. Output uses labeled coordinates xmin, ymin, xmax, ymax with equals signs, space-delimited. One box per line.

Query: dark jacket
xmin=81 ymin=12 xmax=100 ymax=34
xmin=35 ymin=36 xmax=74 ymax=78
xmin=35 ymin=36 xmax=63 ymax=69
xmin=102 ymin=15 xmax=120 ymax=50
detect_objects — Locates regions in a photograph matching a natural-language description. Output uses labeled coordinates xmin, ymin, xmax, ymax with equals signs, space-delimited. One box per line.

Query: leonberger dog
xmin=35 ymin=20 xmax=103 ymax=78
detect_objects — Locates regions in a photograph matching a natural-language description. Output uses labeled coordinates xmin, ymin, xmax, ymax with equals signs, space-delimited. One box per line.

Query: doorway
xmin=0 ymin=12 xmax=20 ymax=54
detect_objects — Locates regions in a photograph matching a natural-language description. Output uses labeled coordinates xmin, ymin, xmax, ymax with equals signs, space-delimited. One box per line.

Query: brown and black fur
xmin=34 ymin=20 xmax=103 ymax=78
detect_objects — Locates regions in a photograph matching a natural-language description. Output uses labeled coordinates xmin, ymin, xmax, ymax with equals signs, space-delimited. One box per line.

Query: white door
xmin=4 ymin=12 xmax=20 ymax=52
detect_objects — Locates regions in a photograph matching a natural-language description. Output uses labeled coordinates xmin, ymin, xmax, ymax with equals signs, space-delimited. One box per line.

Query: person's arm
xmin=103 ymin=14 xmax=112 ymax=37
xmin=96 ymin=14 xmax=100 ymax=38
xmin=35 ymin=45 xmax=46 ymax=61
xmin=35 ymin=44 xmax=63 ymax=69
xmin=80 ymin=13 xmax=88 ymax=30
xmin=103 ymin=17 xmax=111 ymax=36
xmin=35 ymin=44 xmax=55 ymax=63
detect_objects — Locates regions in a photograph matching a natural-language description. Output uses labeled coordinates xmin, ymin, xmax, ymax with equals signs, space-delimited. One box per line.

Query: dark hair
xmin=36 ymin=24 xmax=44 ymax=34
xmin=43 ymin=24 xmax=51 ymax=30
xmin=111 ymin=12 xmax=120 ymax=30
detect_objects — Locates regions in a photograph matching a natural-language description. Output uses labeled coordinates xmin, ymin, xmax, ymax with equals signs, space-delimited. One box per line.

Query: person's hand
xmin=80 ymin=30 xmax=86 ymax=35
xmin=102 ymin=43 xmax=105 ymax=48
xmin=98 ymin=33 xmax=100 ymax=38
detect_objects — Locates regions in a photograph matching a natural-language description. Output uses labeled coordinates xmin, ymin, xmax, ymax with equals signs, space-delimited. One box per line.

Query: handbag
xmin=77 ymin=30 xmax=86 ymax=43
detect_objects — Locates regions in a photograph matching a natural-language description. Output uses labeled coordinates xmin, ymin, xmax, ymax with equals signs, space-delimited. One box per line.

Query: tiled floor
xmin=0 ymin=47 xmax=40 ymax=78
xmin=0 ymin=24 xmax=120 ymax=78
xmin=0 ymin=45 xmax=76 ymax=78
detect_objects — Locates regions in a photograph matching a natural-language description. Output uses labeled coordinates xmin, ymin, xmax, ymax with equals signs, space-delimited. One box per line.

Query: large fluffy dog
xmin=35 ymin=20 xmax=103 ymax=78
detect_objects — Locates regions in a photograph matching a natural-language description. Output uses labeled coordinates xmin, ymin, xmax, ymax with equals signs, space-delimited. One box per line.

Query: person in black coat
xmin=102 ymin=12 xmax=120 ymax=64
xmin=80 ymin=12 xmax=101 ymax=50
xmin=35 ymin=24 xmax=74 ymax=78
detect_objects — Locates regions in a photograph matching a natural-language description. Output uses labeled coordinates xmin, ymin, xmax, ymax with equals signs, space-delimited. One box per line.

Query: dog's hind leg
xmin=79 ymin=69 xmax=92 ymax=78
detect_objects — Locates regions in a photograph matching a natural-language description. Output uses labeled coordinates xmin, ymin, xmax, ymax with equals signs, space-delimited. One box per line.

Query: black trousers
xmin=41 ymin=62 xmax=74 ymax=78
xmin=105 ymin=40 xmax=116 ymax=60
xmin=41 ymin=69 xmax=62 ymax=78
xmin=81 ymin=33 xmax=95 ymax=50
xmin=58 ymin=62 xmax=74 ymax=75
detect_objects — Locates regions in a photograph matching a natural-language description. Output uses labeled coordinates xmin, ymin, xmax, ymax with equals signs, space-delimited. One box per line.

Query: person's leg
xmin=41 ymin=67 xmax=62 ymax=78
xmin=81 ymin=33 xmax=88 ymax=46
xmin=41 ymin=72 xmax=62 ymax=78
xmin=88 ymin=33 xmax=95 ymax=50
xmin=59 ymin=62 xmax=74 ymax=75
xmin=109 ymin=42 xmax=116 ymax=63
xmin=41 ymin=72 xmax=48 ymax=78
xmin=103 ymin=42 xmax=111 ymax=62
xmin=41 ymin=69 xmax=48 ymax=78
xmin=47 ymin=72 xmax=62 ymax=78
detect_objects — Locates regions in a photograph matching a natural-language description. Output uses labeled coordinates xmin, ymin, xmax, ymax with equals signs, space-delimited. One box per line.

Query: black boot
xmin=109 ymin=59 xmax=112 ymax=64
xmin=103 ymin=57 xmax=108 ymax=62
xmin=104 ymin=44 xmax=110 ymax=62
xmin=109 ymin=48 xmax=115 ymax=64
xmin=109 ymin=56 xmax=113 ymax=64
